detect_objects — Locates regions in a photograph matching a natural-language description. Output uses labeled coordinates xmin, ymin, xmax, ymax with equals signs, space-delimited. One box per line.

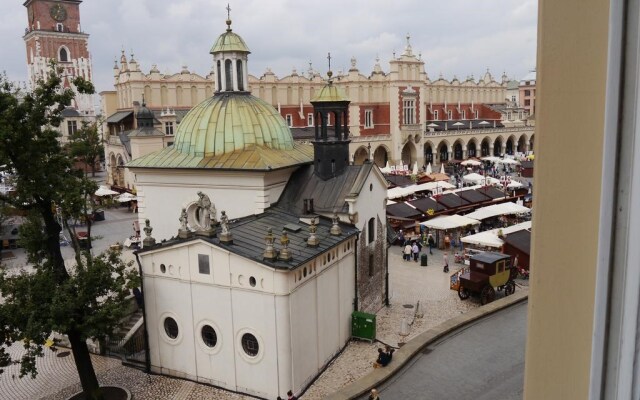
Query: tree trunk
xmin=68 ymin=329 xmax=103 ymax=400
xmin=41 ymin=205 xmax=104 ymax=399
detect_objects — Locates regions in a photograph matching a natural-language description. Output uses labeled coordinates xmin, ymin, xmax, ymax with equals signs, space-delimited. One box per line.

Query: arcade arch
xmin=437 ymin=140 xmax=450 ymax=163
xmin=373 ymin=145 xmax=389 ymax=167
xmin=467 ymin=138 xmax=478 ymax=158
xmin=481 ymin=137 xmax=491 ymax=157
xmin=453 ymin=140 xmax=464 ymax=160
xmin=424 ymin=142 xmax=434 ymax=164
xmin=493 ymin=136 xmax=503 ymax=156
xmin=517 ymin=134 xmax=528 ymax=153
xmin=353 ymin=146 xmax=368 ymax=165
xmin=401 ymin=142 xmax=417 ymax=166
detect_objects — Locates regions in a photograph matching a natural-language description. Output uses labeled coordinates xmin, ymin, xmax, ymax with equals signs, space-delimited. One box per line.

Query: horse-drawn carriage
xmin=450 ymin=252 xmax=517 ymax=305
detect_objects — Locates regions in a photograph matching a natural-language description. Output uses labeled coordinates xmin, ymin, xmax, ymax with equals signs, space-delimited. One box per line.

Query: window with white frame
xmin=433 ymin=110 xmax=439 ymax=120
xmin=511 ymin=95 xmax=517 ymax=102
xmin=447 ymin=109 xmax=453 ymax=120
xmin=474 ymin=110 xmax=479 ymax=119
xmin=403 ymin=99 xmax=415 ymax=125
xmin=165 ymin=121 xmax=174 ymax=135
xmin=307 ymin=113 xmax=314 ymax=127
xmin=285 ymin=114 xmax=293 ymax=127
xmin=327 ymin=113 xmax=331 ymax=126
xmin=462 ymin=110 xmax=466 ymax=120
xmin=507 ymin=112 xmax=512 ymax=121
xmin=364 ymin=109 xmax=374 ymax=128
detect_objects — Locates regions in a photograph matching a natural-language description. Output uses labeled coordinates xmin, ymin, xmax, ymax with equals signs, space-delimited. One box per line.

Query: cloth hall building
xmin=103 ymin=32 xmax=534 ymax=192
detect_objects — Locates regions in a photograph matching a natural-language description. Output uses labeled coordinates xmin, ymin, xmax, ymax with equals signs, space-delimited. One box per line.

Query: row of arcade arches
xmin=352 ymin=134 xmax=534 ymax=167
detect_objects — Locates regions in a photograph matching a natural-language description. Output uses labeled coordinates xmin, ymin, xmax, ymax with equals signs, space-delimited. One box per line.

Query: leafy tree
xmin=67 ymin=120 xmax=104 ymax=177
xmin=0 ymin=69 xmax=138 ymax=399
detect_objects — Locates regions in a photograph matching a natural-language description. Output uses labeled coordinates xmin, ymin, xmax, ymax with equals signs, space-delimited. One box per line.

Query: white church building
xmin=128 ymin=16 xmax=388 ymax=399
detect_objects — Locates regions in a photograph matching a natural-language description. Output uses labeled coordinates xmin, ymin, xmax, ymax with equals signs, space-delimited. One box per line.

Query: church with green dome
xmin=129 ymin=14 xmax=388 ymax=400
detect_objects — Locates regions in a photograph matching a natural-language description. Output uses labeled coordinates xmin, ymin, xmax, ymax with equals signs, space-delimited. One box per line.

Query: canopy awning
xmin=420 ymin=214 xmax=480 ymax=230
xmin=464 ymin=202 xmax=531 ymax=220
xmin=106 ymin=111 xmax=133 ymax=124
xmin=94 ymin=186 xmax=119 ymax=196
xmin=461 ymin=221 xmax=532 ymax=248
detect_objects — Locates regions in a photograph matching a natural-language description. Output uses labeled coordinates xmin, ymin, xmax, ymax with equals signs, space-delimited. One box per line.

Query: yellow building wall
xmin=524 ymin=0 xmax=610 ymax=399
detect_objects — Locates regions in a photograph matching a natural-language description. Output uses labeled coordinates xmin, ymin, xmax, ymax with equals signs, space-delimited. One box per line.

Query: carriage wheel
xmin=480 ymin=285 xmax=496 ymax=305
xmin=504 ymin=280 xmax=516 ymax=296
xmin=458 ymin=286 xmax=470 ymax=300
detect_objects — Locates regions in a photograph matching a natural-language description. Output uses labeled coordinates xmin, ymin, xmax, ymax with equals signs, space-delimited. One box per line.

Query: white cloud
xmin=0 ymin=0 xmax=538 ymax=92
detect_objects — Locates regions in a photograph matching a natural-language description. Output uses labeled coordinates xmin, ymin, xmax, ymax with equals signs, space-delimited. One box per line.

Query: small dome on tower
xmin=210 ymin=18 xmax=250 ymax=54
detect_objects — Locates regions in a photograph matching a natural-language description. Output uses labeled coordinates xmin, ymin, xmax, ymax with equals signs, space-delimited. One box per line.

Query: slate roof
xmin=470 ymin=251 xmax=510 ymax=264
xmin=385 ymin=175 xmax=413 ymax=188
xmin=435 ymin=193 xmax=470 ymax=209
xmin=276 ymin=163 xmax=372 ymax=215
xmin=139 ymin=208 xmax=357 ymax=270
xmin=407 ymin=197 xmax=446 ymax=213
xmin=386 ymin=203 xmax=422 ymax=219
xmin=456 ymin=189 xmax=492 ymax=205
xmin=504 ymin=230 xmax=531 ymax=255
xmin=61 ymin=107 xmax=80 ymax=117
xmin=476 ymin=186 xmax=508 ymax=200
xmin=127 ymin=127 xmax=165 ymax=137
xmin=106 ymin=111 xmax=133 ymax=124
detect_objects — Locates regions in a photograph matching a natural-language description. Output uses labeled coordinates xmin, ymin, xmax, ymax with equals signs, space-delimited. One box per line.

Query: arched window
xmin=216 ymin=61 xmax=222 ymax=91
xmin=368 ymin=218 xmax=375 ymax=243
xmin=59 ymin=47 xmax=69 ymax=62
xmin=236 ymin=60 xmax=244 ymax=91
xmin=224 ymin=59 xmax=233 ymax=91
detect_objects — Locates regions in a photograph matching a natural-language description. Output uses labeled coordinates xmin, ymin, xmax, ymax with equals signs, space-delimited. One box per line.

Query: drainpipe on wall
xmin=385 ymin=242 xmax=390 ymax=307
xmin=134 ymin=251 xmax=151 ymax=373
xmin=354 ymin=234 xmax=359 ymax=312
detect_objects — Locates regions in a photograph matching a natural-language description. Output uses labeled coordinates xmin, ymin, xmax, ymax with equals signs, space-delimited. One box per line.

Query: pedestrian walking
xmin=427 ymin=233 xmax=435 ymax=255
xmin=412 ymin=242 xmax=420 ymax=262
xmin=443 ymin=252 xmax=449 ymax=273
xmin=403 ymin=243 xmax=412 ymax=261
xmin=287 ymin=390 xmax=298 ymax=400
xmin=368 ymin=388 xmax=381 ymax=400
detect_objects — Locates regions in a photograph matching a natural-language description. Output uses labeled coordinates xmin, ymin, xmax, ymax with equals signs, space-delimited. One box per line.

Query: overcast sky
xmin=0 ymin=0 xmax=537 ymax=92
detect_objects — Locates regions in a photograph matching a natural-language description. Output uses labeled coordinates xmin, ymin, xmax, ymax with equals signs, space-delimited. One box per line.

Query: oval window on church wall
xmin=201 ymin=325 xmax=217 ymax=348
xmin=241 ymin=333 xmax=259 ymax=357
xmin=163 ymin=317 xmax=179 ymax=339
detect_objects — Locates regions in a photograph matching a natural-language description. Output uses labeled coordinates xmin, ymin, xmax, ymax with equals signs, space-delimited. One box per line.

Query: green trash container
xmin=352 ymin=311 xmax=376 ymax=342
xmin=421 ymin=253 xmax=428 ymax=266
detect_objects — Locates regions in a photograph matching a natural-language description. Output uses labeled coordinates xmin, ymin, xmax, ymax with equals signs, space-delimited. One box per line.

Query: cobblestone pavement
xmin=2 ymin=241 xmax=528 ymax=400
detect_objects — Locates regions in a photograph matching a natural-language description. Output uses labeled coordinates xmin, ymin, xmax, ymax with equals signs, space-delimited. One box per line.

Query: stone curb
xmin=324 ymin=290 xmax=529 ymax=400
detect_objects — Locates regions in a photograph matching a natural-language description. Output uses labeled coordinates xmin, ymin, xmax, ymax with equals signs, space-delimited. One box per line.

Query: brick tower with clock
xmin=23 ymin=0 xmax=94 ymax=120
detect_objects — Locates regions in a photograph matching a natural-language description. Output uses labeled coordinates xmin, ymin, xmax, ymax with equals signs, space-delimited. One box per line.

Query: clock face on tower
xmin=50 ymin=4 xmax=67 ymax=22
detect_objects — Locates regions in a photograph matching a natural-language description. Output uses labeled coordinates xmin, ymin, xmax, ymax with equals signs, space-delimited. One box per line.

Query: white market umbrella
xmin=499 ymin=158 xmax=520 ymax=165
xmin=452 ymin=121 xmax=465 ymax=130
xmin=426 ymin=162 xmax=433 ymax=175
xmin=116 ymin=192 xmax=138 ymax=202
xmin=439 ymin=164 xmax=445 ymax=174
xmin=461 ymin=159 xmax=482 ymax=166
xmin=507 ymin=180 xmax=524 ymax=189
xmin=412 ymin=162 xmax=419 ymax=175
xmin=481 ymin=156 xmax=501 ymax=163
xmin=478 ymin=121 xmax=491 ymax=126
xmin=94 ymin=186 xmax=118 ymax=197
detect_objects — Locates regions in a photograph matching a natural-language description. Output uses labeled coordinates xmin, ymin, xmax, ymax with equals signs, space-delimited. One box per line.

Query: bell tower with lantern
xmin=23 ymin=0 xmax=94 ymax=116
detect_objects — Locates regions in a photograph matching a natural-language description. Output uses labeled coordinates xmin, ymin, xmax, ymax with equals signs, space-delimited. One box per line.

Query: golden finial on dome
xmin=226 ymin=4 xmax=232 ymax=31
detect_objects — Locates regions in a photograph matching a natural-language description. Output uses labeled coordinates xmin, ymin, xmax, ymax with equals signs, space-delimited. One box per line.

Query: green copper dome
xmin=127 ymin=93 xmax=313 ymax=171
xmin=311 ymin=82 xmax=349 ymax=102
xmin=174 ymin=93 xmax=293 ymax=155
xmin=210 ymin=27 xmax=250 ymax=54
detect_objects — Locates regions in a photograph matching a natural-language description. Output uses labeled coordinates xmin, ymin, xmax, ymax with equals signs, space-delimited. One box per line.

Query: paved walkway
xmin=370 ymin=301 xmax=527 ymax=400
